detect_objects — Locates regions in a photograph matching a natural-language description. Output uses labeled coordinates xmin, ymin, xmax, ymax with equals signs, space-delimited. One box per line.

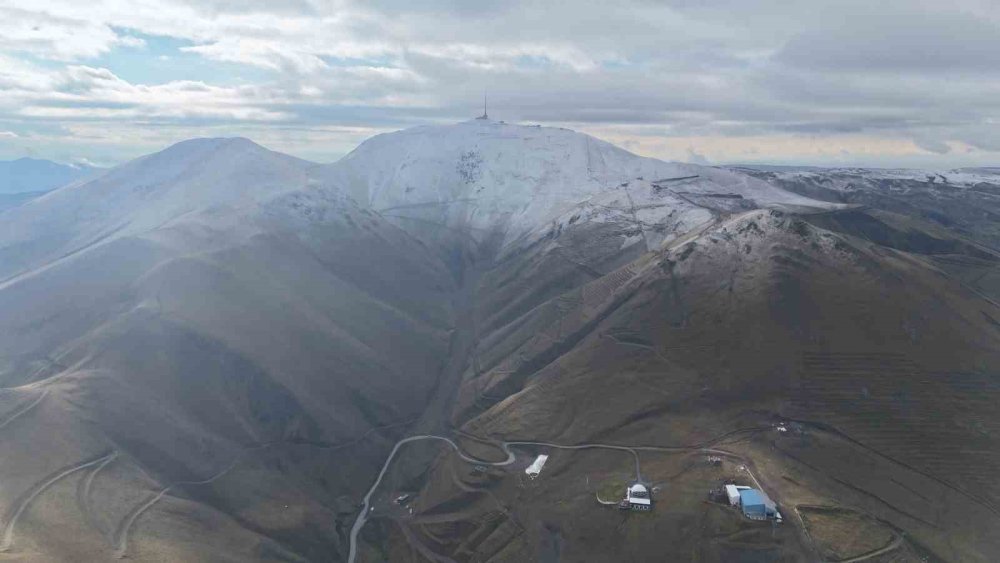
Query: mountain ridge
xmin=0 ymin=157 xmax=104 ymax=195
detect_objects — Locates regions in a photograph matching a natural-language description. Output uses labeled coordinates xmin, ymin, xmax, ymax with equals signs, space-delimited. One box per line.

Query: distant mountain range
xmin=0 ymin=157 xmax=104 ymax=195
xmin=728 ymin=163 xmax=1000 ymax=187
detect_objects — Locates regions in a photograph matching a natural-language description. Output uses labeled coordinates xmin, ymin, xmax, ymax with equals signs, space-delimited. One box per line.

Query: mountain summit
xmin=324 ymin=120 xmax=824 ymax=251
xmin=0 ymin=137 xmax=317 ymax=282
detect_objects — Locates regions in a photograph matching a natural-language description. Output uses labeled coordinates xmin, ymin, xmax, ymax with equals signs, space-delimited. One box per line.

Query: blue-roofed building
xmin=739 ymin=488 xmax=777 ymax=520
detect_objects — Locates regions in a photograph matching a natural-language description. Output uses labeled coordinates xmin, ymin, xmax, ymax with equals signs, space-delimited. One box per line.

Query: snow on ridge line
xmin=0 ymin=121 xmax=828 ymax=281
xmin=321 ymin=119 xmax=830 ymax=249
xmin=732 ymin=164 xmax=1000 ymax=188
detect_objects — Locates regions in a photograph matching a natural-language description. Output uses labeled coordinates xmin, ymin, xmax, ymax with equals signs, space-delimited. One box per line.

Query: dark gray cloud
xmin=776 ymin=12 xmax=1000 ymax=72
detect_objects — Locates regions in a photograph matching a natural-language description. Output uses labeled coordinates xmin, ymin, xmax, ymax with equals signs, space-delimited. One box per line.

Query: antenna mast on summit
xmin=477 ymin=92 xmax=489 ymax=120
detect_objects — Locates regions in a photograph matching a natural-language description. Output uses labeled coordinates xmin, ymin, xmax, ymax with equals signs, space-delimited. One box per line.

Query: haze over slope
xmin=0 ymin=136 xmax=457 ymax=561
xmin=0 ymin=120 xmax=996 ymax=562
xmin=0 ymin=158 xmax=103 ymax=195
xmin=0 ymin=138 xmax=317 ymax=284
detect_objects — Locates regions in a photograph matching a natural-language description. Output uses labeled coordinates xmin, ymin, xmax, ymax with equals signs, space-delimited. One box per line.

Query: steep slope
xmin=731 ymin=165 xmax=1000 ymax=304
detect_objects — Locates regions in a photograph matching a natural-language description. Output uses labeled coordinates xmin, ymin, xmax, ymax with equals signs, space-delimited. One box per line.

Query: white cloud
xmin=0 ymin=0 xmax=998 ymax=167
xmin=116 ymin=35 xmax=147 ymax=49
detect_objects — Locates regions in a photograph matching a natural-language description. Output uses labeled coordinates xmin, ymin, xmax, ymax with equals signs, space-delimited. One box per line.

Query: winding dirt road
xmin=346 ymin=432 xmax=765 ymax=563
xmin=0 ymin=451 xmax=117 ymax=552
xmin=0 ymin=389 xmax=49 ymax=431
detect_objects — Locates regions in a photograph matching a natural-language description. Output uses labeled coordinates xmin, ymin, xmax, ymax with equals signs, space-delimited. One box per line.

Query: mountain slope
xmin=0 ymin=138 xmax=321 ymax=285
xmin=318 ymin=124 xmax=1000 ymax=562
xmin=0 ymin=139 xmax=458 ymax=561
xmin=0 ymin=123 xmax=996 ymax=562
xmin=730 ymin=165 xmax=1000 ymax=250
xmin=395 ymin=209 xmax=1000 ymax=562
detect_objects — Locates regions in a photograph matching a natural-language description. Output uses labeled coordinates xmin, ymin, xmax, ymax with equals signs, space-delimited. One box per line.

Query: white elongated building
xmin=725 ymin=484 xmax=752 ymax=506
xmin=525 ymin=454 xmax=549 ymax=479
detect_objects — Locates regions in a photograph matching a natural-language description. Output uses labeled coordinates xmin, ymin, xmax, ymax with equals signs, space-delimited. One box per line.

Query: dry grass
xmin=799 ymin=506 xmax=895 ymax=561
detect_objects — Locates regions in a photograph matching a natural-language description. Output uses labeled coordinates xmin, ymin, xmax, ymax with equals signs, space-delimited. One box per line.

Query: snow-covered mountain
xmin=729 ymin=164 xmax=1000 ymax=188
xmin=729 ymin=163 xmax=1000 ymax=252
xmin=0 ymin=138 xmax=318 ymax=283
xmin=0 ymin=122 xmax=830 ymax=284
xmin=0 ymin=157 xmax=103 ymax=194
xmin=322 ymin=119 xmax=828 ymax=252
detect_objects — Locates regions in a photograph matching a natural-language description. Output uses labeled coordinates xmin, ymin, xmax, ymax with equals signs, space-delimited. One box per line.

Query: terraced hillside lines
xmin=0 ymin=451 xmax=117 ymax=552
xmin=0 ymin=389 xmax=48 ymax=431
xmin=581 ymin=266 xmax=635 ymax=310
xmin=793 ymin=352 xmax=1000 ymax=512
xmin=451 ymin=512 xmax=506 ymax=559
xmin=399 ymin=522 xmax=458 ymax=563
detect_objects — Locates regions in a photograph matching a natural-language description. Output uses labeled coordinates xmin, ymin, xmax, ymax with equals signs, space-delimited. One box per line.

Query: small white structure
xmin=725 ymin=485 xmax=752 ymax=507
xmin=626 ymin=483 xmax=652 ymax=511
xmin=525 ymin=454 xmax=549 ymax=479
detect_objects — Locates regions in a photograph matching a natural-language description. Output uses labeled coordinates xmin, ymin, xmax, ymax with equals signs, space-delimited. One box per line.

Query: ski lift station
xmin=525 ymin=454 xmax=548 ymax=479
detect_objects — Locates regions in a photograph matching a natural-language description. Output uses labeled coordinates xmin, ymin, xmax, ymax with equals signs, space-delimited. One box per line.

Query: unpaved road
xmin=113 ymin=444 xmax=271 ymax=558
xmin=1 ymin=451 xmax=117 ymax=552
xmin=0 ymin=389 xmax=49 ymax=431
xmin=346 ymin=433 xmax=766 ymax=562
xmin=347 ymin=435 xmax=513 ymax=563
xmin=837 ymin=533 xmax=903 ymax=563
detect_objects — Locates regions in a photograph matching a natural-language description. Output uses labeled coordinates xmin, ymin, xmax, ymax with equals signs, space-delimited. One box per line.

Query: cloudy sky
xmin=1 ymin=0 xmax=999 ymax=168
